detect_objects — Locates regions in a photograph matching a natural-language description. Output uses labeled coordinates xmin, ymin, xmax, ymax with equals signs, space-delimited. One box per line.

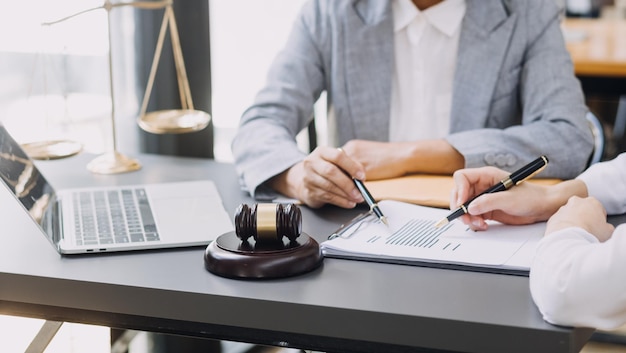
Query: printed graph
xmin=365 ymin=219 xmax=457 ymax=249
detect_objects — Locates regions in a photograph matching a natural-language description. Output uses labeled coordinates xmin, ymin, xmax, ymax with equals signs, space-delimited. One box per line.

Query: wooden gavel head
xmin=234 ymin=203 xmax=302 ymax=242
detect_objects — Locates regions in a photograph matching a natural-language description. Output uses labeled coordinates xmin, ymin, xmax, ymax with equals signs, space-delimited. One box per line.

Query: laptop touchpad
xmin=150 ymin=196 xmax=232 ymax=241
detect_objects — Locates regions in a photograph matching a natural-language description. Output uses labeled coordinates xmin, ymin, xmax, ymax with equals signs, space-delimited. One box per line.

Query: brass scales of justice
xmin=24 ymin=0 xmax=210 ymax=174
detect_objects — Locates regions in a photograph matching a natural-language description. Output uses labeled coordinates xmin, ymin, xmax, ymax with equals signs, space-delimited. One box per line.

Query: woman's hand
xmin=269 ymin=146 xmax=365 ymax=208
xmin=340 ymin=139 xmax=464 ymax=179
xmin=546 ymin=196 xmax=615 ymax=242
xmin=339 ymin=140 xmax=409 ymax=180
xmin=451 ymin=166 xmax=555 ymax=231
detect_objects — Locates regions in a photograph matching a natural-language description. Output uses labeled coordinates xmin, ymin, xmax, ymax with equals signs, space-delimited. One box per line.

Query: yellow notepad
xmin=364 ymin=174 xmax=561 ymax=209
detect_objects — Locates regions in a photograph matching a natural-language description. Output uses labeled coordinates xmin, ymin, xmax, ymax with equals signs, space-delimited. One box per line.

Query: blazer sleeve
xmin=231 ymin=0 xmax=328 ymax=198
xmin=446 ymin=0 xmax=593 ymax=179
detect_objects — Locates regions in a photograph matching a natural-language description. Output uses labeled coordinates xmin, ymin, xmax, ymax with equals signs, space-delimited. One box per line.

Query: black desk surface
xmin=0 ymin=153 xmax=596 ymax=353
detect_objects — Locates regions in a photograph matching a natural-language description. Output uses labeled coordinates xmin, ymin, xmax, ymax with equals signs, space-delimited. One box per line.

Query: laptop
xmin=0 ymin=124 xmax=234 ymax=254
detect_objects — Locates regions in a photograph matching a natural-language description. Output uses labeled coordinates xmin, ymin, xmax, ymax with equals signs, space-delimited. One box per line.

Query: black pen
xmin=435 ymin=155 xmax=549 ymax=228
xmin=353 ymin=178 xmax=388 ymax=226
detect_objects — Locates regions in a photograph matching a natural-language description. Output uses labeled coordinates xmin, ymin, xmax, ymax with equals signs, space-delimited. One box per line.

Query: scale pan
xmin=22 ymin=140 xmax=83 ymax=160
xmin=138 ymin=109 xmax=211 ymax=134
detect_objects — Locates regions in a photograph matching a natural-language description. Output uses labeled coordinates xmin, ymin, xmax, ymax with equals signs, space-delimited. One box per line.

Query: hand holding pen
xmin=352 ymin=177 xmax=388 ymax=226
xmin=338 ymin=148 xmax=388 ymax=226
xmin=271 ymin=146 xmax=369 ymax=208
xmin=436 ymin=156 xmax=549 ymax=228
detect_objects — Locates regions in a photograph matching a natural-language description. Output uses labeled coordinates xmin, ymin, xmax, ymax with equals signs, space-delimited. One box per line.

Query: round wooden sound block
xmin=204 ymin=231 xmax=323 ymax=279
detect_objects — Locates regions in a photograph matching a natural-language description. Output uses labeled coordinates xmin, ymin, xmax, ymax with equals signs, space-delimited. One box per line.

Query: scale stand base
xmin=87 ymin=151 xmax=141 ymax=174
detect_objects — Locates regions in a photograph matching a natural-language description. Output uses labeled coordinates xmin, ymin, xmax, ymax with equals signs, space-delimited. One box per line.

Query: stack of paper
xmin=321 ymin=200 xmax=546 ymax=276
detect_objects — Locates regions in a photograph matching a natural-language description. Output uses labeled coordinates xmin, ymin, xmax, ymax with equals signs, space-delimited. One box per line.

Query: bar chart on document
xmin=321 ymin=200 xmax=545 ymax=272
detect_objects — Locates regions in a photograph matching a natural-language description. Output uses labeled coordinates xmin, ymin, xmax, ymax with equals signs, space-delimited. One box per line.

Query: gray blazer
xmin=232 ymin=0 xmax=594 ymax=198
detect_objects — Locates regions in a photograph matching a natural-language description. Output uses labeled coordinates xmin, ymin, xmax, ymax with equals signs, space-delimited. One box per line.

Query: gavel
xmin=234 ymin=203 xmax=302 ymax=242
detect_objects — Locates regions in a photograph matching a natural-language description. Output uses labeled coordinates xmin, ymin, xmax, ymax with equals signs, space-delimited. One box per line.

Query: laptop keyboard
xmin=73 ymin=188 xmax=160 ymax=246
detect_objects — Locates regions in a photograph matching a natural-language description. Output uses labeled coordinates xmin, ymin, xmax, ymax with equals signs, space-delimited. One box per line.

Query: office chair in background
xmin=613 ymin=96 xmax=626 ymax=155
xmin=586 ymin=111 xmax=606 ymax=165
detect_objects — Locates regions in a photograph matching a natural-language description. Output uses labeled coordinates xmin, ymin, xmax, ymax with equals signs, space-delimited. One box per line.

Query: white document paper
xmin=321 ymin=200 xmax=546 ymax=275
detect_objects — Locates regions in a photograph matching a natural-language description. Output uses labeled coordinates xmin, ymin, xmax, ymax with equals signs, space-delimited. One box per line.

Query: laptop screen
xmin=0 ymin=124 xmax=56 ymax=226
